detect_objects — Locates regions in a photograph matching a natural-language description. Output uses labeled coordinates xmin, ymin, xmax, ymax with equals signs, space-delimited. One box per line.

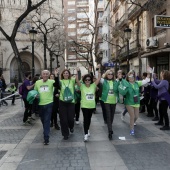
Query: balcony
xmin=117 ymin=13 xmax=128 ymax=28
xmin=77 ymin=1 xmax=88 ymax=7
xmin=128 ymin=5 xmax=141 ymax=20
xmin=113 ymin=0 xmax=119 ymax=12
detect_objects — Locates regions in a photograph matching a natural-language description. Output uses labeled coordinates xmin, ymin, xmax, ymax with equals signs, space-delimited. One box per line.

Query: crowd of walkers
xmin=19 ymin=66 xmax=170 ymax=145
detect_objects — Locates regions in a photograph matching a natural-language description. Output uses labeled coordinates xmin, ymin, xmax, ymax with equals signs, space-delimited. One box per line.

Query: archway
xmin=10 ymin=51 xmax=41 ymax=82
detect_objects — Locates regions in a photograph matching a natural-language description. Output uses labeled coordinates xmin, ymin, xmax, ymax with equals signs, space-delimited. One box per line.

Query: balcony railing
xmin=117 ymin=13 xmax=128 ymax=28
xmin=128 ymin=5 xmax=141 ymax=20
xmin=77 ymin=1 xmax=88 ymax=6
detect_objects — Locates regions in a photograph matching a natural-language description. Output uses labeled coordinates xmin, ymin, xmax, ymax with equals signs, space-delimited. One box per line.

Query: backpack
xmin=63 ymin=80 xmax=74 ymax=103
xmin=19 ymin=83 xmax=24 ymax=95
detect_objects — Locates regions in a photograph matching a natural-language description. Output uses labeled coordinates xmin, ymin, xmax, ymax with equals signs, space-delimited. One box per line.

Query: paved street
xmin=0 ymin=98 xmax=170 ymax=170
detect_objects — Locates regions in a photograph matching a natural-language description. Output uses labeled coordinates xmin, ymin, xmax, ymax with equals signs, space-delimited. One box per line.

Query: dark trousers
xmin=104 ymin=103 xmax=116 ymax=133
xmin=144 ymin=95 xmax=150 ymax=114
xmin=1 ymin=91 xmax=8 ymax=105
xmin=149 ymin=98 xmax=158 ymax=117
xmin=100 ymin=100 xmax=107 ymax=122
xmin=32 ymin=98 xmax=39 ymax=115
xmin=81 ymin=108 xmax=93 ymax=134
xmin=75 ymin=102 xmax=80 ymax=121
xmin=11 ymin=92 xmax=15 ymax=104
xmin=23 ymin=98 xmax=32 ymax=122
xmin=159 ymin=100 xmax=169 ymax=127
xmin=59 ymin=100 xmax=75 ymax=137
xmin=51 ymin=98 xmax=59 ymax=125
xmin=39 ymin=103 xmax=53 ymax=141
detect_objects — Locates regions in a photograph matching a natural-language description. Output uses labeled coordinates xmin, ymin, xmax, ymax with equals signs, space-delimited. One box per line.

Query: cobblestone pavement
xmin=0 ymin=99 xmax=170 ymax=170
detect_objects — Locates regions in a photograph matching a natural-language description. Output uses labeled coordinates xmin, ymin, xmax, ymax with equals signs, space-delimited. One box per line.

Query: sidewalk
xmin=0 ymin=99 xmax=170 ymax=170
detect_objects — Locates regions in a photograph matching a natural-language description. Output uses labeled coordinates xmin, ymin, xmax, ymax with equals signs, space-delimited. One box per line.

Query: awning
xmin=141 ymin=47 xmax=170 ymax=58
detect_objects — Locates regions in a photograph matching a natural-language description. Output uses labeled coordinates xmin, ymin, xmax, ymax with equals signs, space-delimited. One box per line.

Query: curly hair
xmin=103 ymin=69 xmax=115 ymax=80
xmin=60 ymin=69 xmax=71 ymax=80
xmin=82 ymin=74 xmax=93 ymax=84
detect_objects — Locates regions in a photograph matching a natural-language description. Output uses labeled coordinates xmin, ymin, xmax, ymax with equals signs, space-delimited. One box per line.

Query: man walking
xmin=34 ymin=69 xmax=58 ymax=145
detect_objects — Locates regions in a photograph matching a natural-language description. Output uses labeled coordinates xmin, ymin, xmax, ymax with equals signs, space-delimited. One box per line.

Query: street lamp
xmin=124 ymin=27 xmax=131 ymax=73
xmin=29 ymin=27 xmax=37 ymax=78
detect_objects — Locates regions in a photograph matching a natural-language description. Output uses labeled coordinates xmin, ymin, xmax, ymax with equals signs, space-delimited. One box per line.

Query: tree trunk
xmin=136 ymin=16 xmax=142 ymax=77
xmin=10 ymin=40 xmax=24 ymax=81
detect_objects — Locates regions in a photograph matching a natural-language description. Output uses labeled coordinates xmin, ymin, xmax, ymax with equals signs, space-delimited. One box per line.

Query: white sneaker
xmin=88 ymin=130 xmax=90 ymax=137
xmin=134 ymin=123 xmax=137 ymax=126
xmin=75 ymin=121 xmax=80 ymax=125
xmin=84 ymin=134 xmax=88 ymax=142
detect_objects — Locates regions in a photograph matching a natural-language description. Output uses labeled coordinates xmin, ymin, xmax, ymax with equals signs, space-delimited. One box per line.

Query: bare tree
xmin=0 ymin=0 xmax=48 ymax=79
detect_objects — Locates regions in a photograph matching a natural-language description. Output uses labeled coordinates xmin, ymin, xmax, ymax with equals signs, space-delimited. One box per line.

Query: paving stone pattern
xmin=33 ymin=125 xmax=84 ymax=143
xmin=115 ymin=142 xmax=170 ymax=170
xmin=0 ymin=129 xmax=29 ymax=144
xmin=17 ymin=147 xmax=90 ymax=170
xmin=0 ymin=151 xmax=7 ymax=160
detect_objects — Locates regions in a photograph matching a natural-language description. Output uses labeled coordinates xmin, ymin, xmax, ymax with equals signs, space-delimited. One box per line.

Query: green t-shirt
xmin=105 ymin=80 xmax=117 ymax=104
xmin=80 ymin=83 xmax=96 ymax=108
xmin=59 ymin=78 xmax=75 ymax=103
xmin=34 ymin=79 xmax=54 ymax=105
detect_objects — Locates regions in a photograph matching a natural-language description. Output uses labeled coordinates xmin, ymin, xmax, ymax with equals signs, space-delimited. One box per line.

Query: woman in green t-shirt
xmin=100 ymin=69 xmax=117 ymax=140
xmin=56 ymin=69 xmax=75 ymax=140
xmin=76 ymin=66 xmax=101 ymax=142
xmin=118 ymin=70 xmax=150 ymax=135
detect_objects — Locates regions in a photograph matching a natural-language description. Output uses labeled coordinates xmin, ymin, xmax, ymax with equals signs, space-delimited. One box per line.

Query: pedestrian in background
xmin=152 ymin=70 xmax=170 ymax=130
xmin=49 ymin=73 xmax=60 ymax=130
xmin=14 ymin=75 xmax=19 ymax=89
xmin=22 ymin=72 xmax=34 ymax=125
xmin=8 ymin=84 xmax=16 ymax=105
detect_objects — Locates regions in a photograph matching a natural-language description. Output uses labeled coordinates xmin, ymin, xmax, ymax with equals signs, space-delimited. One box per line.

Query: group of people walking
xmin=20 ymin=66 xmax=170 ymax=145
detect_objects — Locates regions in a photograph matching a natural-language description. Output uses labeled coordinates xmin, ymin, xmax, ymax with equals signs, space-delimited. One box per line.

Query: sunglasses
xmin=85 ymin=79 xmax=91 ymax=82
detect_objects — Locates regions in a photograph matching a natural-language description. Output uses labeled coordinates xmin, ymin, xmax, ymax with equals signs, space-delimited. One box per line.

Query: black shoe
xmin=70 ymin=128 xmax=74 ymax=133
xmin=44 ymin=140 xmax=49 ymax=145
xmin=108 ymin=133 xmax=112 ymax=140
xmin=140 ymin=110 xmax=145 ymax=113
xmin=50 ymin=123 xmax=53 ymax=127
xmin=155 ymin=122 xmax=164 ymax=126
xmin=11 ymin=103 xmax=15 ymax=105
xmin=160 ymin=126 xmax=170 ymax=130
xmin=152 ymin=117 xmax=159 ymax=121
xmin=63 ymin=136 xmax=68 ymax=140
xmin=55 ymin=124 xmax=60 ymax=130
xmin=147 ymin=114 xmax=154 ymax=117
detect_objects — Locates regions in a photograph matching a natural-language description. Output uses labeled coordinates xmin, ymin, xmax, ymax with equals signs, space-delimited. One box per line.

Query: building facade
xmin=0 ymin=0 xmax=64 ymax=84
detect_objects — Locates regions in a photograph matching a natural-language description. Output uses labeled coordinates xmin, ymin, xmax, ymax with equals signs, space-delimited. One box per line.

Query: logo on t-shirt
xmin=40 ymin=85 xmax=49 ymax=92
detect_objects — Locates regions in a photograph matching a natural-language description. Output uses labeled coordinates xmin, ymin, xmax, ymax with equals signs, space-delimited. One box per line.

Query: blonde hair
xmin=103 ymin=69 xmax=115 ymax=80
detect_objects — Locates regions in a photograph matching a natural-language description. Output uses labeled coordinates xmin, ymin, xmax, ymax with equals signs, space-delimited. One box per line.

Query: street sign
xmin=154 ymin=15 xmax=170 ymax=28
xmin=104 ymin=62 xmax=114 ymax=67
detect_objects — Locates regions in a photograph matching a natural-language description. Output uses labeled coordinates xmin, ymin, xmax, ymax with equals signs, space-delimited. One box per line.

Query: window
xmin=68 ymin=32 xmax=76 ymax=36
xmin=98 ymin=12 xmax=103 ymax=18
xmin=68 ymin=55 xmax=76 ymax=59
xmin=68 ymin=9 xmax=75 ymax=13
xmin=68 ymin=1 xmax=75 ymax=5
xmin=68 ymin=24 xmax=76 ymax=28
xmin=68 ymin=17 xmax=76 ymax=21
xmin=68 ymin=62 xmax=77 ymax=67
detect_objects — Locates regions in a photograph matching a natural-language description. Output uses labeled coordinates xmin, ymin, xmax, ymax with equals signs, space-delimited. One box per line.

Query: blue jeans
xmin=39 ymin=103 xmax=53 ymax=141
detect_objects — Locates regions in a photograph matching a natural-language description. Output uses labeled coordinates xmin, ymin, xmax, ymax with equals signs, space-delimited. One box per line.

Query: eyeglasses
xmin=108 ymin=74 xmax=113 ymax=75
xmin=85 ymin=79 xmax=91 ymax=82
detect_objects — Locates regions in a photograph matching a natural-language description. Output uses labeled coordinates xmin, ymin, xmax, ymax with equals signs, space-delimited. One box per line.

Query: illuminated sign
xmin=154 ymin=15 xmax=170 ymax=28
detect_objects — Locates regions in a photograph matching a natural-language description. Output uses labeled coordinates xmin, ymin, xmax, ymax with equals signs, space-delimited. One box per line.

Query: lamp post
xmin=124 ymin=27 xmax=132 ymax=73
xmin=29 ymin=27 xmax=37 ymax=78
